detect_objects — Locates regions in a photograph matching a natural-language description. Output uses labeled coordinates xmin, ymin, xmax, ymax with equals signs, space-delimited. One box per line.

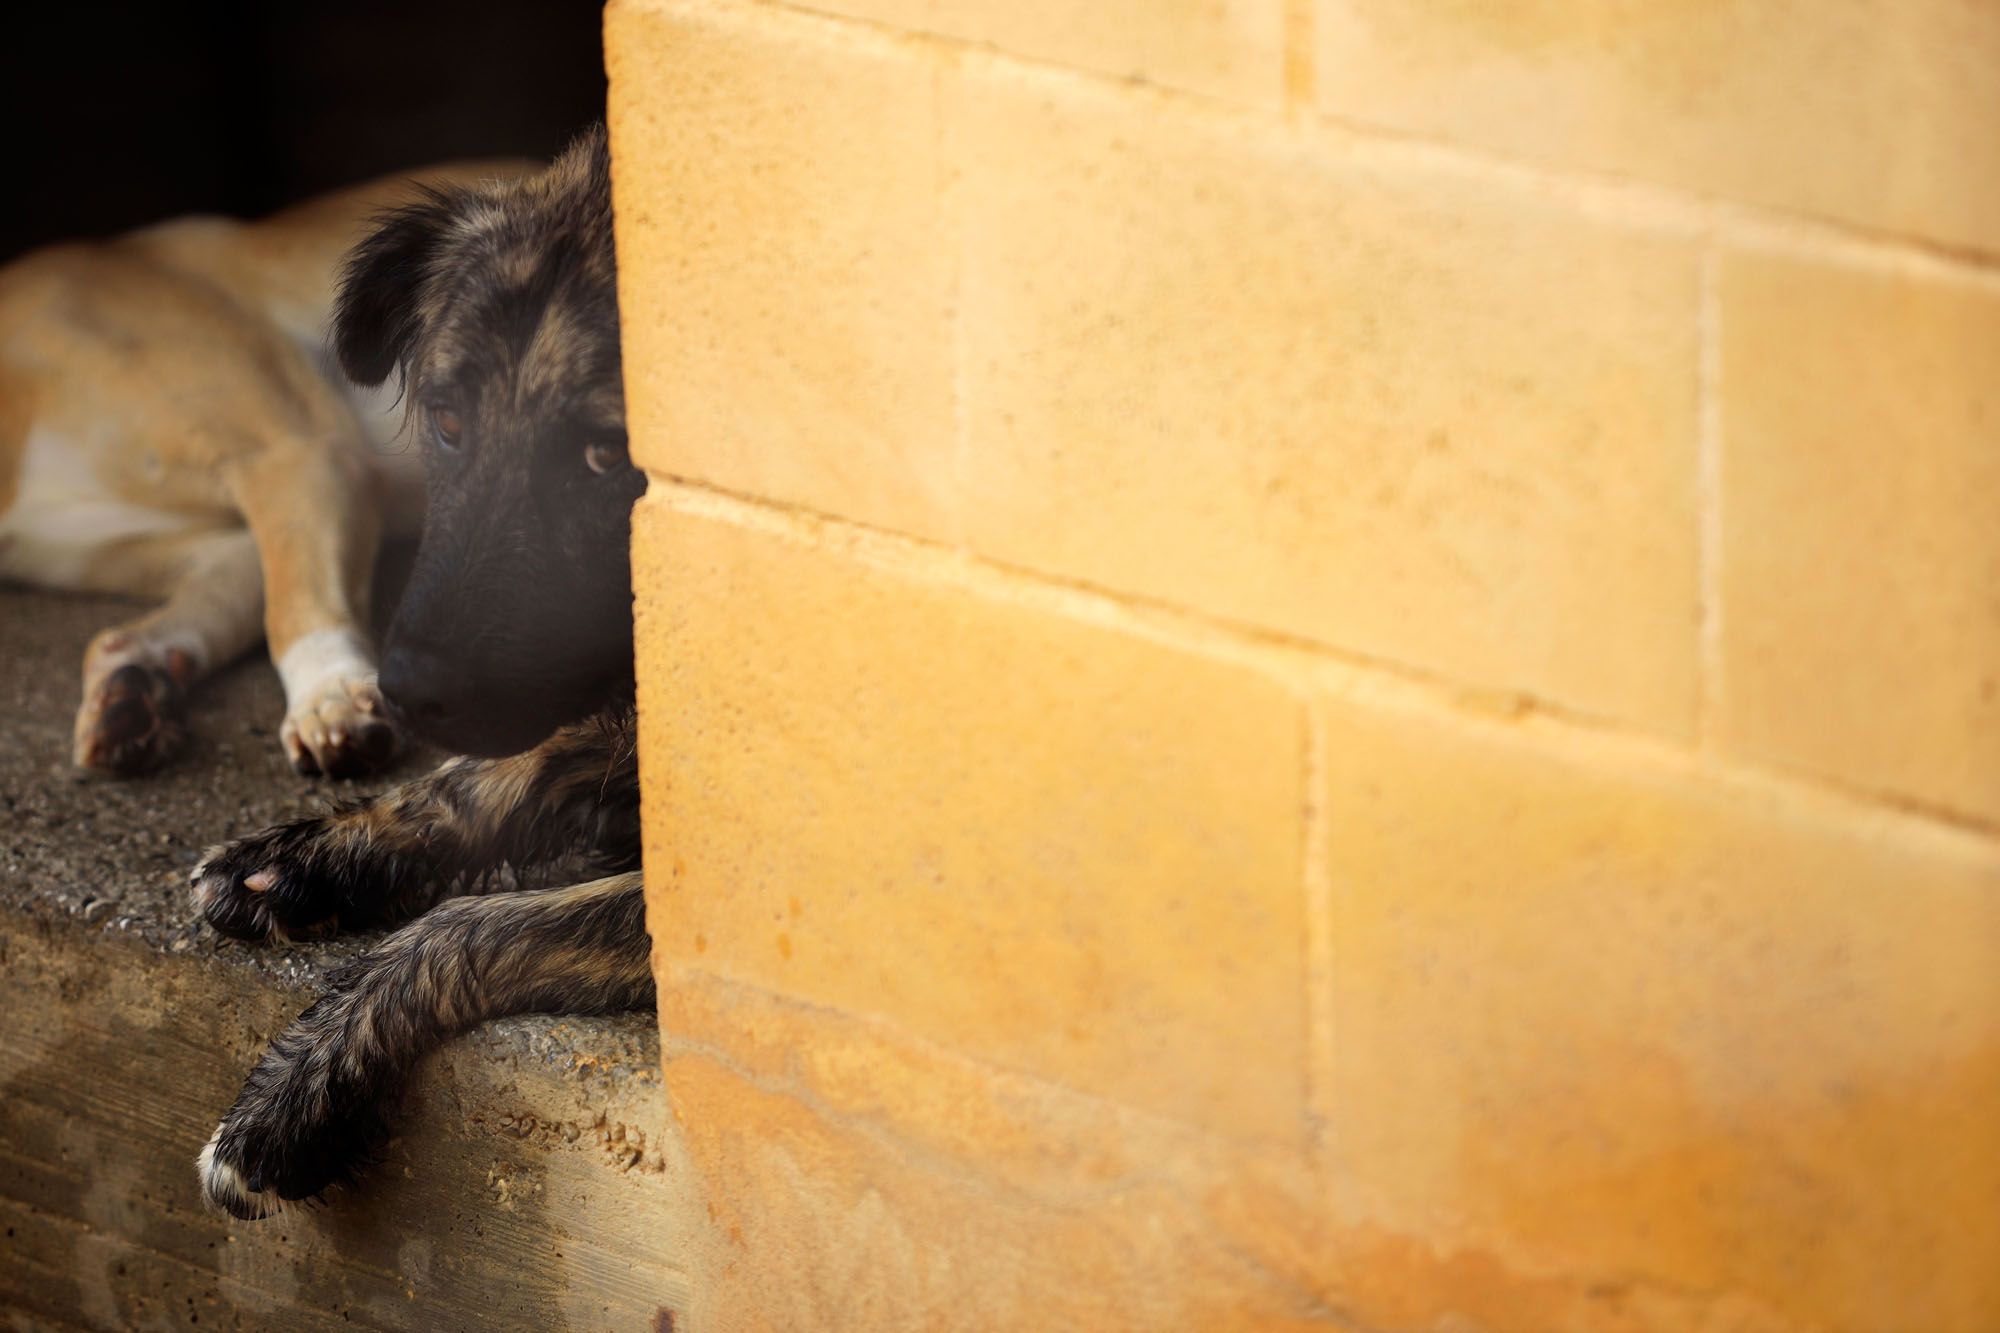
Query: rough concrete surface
xmin=0 ymin=584 xmax=694 ymax=1331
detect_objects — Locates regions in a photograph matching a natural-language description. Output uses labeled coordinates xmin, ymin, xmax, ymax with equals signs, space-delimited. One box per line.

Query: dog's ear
xmin=334 ymin=192 xmax=459 ymax=387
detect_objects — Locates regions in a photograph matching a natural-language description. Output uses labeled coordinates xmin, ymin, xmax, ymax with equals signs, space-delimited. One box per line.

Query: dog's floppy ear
xmin=334 ymin=192 xmax=459 ymax=387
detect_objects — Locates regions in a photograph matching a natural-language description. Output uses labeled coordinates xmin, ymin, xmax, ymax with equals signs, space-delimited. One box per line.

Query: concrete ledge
xmin=0 ymin=587 xmax=691 ymax=1331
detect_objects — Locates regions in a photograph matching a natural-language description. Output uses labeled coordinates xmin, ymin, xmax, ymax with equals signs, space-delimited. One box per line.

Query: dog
xmin=0 ymin=158 xmax=528 ymax=777
xmin=190 ymin=125 xmax=650 ymax=1220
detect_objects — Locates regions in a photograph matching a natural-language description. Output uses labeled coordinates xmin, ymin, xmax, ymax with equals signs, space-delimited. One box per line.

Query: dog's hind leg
xmin=196 ymin=870 xmax=652 ymax=1218
xmin=3 ymin=241 xmax=410 ymax=776
xmin=72 ymin=527 xmax=265 ymax=775
xmin=192 ymin=710 xmax=639 ymax=940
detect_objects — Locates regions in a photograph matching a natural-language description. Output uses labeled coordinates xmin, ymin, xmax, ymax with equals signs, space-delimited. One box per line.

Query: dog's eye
xmin=431 ymin=407 xmax=464 ymax=450
xmin=584 ymin=438 xmax=628 ymax=475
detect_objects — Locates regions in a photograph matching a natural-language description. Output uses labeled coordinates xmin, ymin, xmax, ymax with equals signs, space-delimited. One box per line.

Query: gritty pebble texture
xmin=0 ymin=583 xmax=420 ymax=980
xmin=0 ymin=582 xmax=690 ymax=1331
xmin=0 ymin=578 xmax=666 ymax=1062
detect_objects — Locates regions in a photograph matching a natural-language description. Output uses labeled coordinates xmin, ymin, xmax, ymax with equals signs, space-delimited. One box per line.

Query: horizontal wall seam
xmin=657 ymin=966 xmax=1289 ymax=1193
xmin=671 ymin=0 xmax=2000 ymax=284
xmin=654 ymin=1008 xmax=1363 ymax=1322
xmin=637 ymin=478 xmax=2000 ymax=854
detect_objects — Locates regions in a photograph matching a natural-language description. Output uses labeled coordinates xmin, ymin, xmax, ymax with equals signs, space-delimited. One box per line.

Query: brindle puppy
xmin=189 ymin=125 xmax=651 ymax=1220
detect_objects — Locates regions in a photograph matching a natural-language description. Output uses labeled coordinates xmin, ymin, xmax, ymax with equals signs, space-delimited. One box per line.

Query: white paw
xmin=280 ymin=671 xmax=398 ymax=777
xmin=196 ymin=1128 xmax=281 ymax=1221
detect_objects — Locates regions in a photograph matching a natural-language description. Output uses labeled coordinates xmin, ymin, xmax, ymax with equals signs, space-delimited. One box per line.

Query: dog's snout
xmin=378 ymin=643 xmax=455 ymax=730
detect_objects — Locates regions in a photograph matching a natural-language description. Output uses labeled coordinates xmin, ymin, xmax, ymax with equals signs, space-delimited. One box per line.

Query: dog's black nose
xmin=378 ymin=645 xmax=455 ymax=731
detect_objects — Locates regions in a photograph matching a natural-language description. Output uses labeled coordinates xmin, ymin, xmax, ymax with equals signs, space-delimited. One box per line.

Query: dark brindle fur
xmin=191 ymin=126 xmax=651 ymax=1219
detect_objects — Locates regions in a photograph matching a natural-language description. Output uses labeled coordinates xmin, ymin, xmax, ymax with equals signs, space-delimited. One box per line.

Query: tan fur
xmin=0 ymin=161 xmax=532 ymax=775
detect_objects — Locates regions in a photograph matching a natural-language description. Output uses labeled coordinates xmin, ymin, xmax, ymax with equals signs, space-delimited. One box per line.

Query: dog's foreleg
xmin=193 ymin=711 xmax=640 ymax=940
xmin=197 ymin=871 xmax=651 ymax=1218
xmin=73 ymin=528 xmax=264 ymax=775
xmin=226 ymin=442 xmax=397 ymax=778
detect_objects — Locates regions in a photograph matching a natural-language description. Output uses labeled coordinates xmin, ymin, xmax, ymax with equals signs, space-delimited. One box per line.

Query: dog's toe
xmin=191 ymin=854 xmax=280 ymax=941
xmin=199 ymin=1011 xmax=385 ymax=1217
xmin=192 ymin=824 xmax=346 ymax=942
xmin=197 ymin=1128 xmax=281 ymax=1221
xmin=324 ymin=717 xmax=398 ymax=779
xmin=73 ymin=663 xmax=190 ymax=776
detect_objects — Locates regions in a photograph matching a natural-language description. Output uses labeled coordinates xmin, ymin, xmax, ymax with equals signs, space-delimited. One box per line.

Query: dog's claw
xmin=194 ymin=828 xmax=342 ymax=942
xmin=282 ymin=676 xmax=398 ymax=779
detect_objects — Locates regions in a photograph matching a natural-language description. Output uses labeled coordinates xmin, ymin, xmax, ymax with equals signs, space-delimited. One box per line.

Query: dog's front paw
xmin=282 ymin=673 xmax=398 ymax=779
xmin=192 ymin=816 xmax=367 ymax=941
xmin=197 ymin=1006 xmax=386 ymax=1219
xmin=73 ymin=661 xmax=191 ymax=776
xmin=197 ymin=1112 xmax=373 ymax=1220
xmin=196 ymin=1127 xmax=285 ymax=1222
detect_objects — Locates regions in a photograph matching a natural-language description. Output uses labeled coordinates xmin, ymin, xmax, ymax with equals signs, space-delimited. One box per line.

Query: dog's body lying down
xmin=192 ymin=126 xmax=649 ymax=1219
xmin=0 ymin=160 xmax=526 ymax=776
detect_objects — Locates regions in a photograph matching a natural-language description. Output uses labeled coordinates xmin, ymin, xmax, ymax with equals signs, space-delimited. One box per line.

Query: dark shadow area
xmin=0 ymin=0 xmax=607 ymax=260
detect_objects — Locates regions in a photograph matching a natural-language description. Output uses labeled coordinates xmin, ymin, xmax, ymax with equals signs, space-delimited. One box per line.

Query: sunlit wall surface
xmin=610 ymin=2 xmax=2000 ymax=1327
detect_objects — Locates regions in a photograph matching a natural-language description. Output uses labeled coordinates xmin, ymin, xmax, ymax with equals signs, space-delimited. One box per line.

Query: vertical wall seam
xmin=937 ymin=53 xmax=970 ymax=549
xmin=1283 ymin=0 xmax=1316 ymax=119
xmin=1300 ymin=695 xmax=1337 ymax=1182
xmin=1696 ymin=246 xmax=1726 ymax=751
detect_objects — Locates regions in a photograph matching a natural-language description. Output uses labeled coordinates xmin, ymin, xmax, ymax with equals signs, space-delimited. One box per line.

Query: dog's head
xmin=336 ymin=126 xmax=641 ymax=758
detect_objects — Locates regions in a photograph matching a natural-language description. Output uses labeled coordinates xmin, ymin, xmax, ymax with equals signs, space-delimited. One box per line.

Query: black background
xmin=0 ymin=1 xmax=608 ymax=261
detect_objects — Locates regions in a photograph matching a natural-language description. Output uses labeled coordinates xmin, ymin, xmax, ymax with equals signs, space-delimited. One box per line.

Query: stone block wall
xmin=607 ymin=3 xmax=2000 ymax=1327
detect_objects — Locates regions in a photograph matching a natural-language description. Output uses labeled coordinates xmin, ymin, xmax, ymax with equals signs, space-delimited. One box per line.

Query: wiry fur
xmin=199 ymin=872 xmax=650 ymax=1219
xmin=193 ymin=126 xmax=653 ymax=1219
xmin=357 ymin=122 xmax=638 ymax=758
xmin=193 ymin=710 xmax=639 ymax=940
